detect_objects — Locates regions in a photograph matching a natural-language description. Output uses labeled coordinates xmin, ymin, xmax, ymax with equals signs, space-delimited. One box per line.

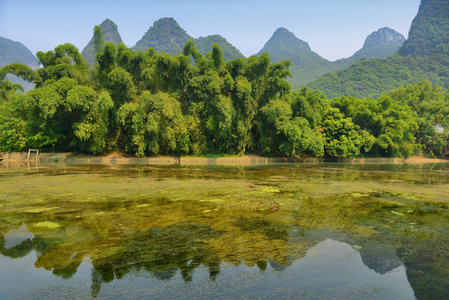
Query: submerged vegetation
xmin=1 ymin=26 xmax=449 ymax=159
xmin=1 ymin=163 xmax=449 ymax=298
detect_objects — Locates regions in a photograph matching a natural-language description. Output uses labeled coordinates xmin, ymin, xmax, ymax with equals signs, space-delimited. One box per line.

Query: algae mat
xmin=1 ymin=162 xmax=449 ymax=299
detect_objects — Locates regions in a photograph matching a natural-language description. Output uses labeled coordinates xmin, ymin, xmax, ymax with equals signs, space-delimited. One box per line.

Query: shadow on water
xmin=1 ymin=162 xmax=449 ymax=299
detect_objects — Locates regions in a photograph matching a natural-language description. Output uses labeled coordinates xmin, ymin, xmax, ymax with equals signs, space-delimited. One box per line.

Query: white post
xmin=27 ymin=149 xmax=39 ymax=161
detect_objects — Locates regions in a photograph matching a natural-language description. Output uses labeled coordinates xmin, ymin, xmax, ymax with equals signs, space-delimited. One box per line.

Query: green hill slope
xmin=132 ymin=18 xmax=244 ymax=61
xmin=335 ymin=27 xmax=405 ymax=68
xmin=132 ymin=17 xmax=193 ymax=55
xmin=308 ymin=55 xmax=448 ymax=99
xmin=398 ymin=0 xmax=449 ymax=56
xmin=0 ymin=36 xmax=38 ymax=92
xmin=0 ymin=37 xmax=38 ymax=68
xmin=308 ymin=0 xmax=449 ymax=98
xmin=81 ymin=19 xmax=123 ymax=67
xmin=195 ymin=35 xmax=244 ymax=61
xmin=257 ymin=27 xmax=405 ymax=90
xmin=257 ymin=28 xmax=338 ymax=89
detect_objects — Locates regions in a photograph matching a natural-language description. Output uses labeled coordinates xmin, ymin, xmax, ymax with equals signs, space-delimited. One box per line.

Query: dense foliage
xmin=309 ymin=0 xmax=449 ymax=99
xmin=195 ymin=35 xmax=244 ymax=62
xmin=257 ymin=28 xmax=339 ymax=89
xmin=0 ymin=37 xmax=39 ymax=93
xmin=259 ymin=27 xmax=405 ymax=90
xmin=81 ymin=19 xmax=123 ymax=67
xmin=398 ymin=0 xmax=449 ymax=57
xmin=132 ymin=17 xmax=192 ymax=55
xmin=1 ymin=36 xmax=449 ymax=158
xmin=0 ymin=37 xmax=38 ymax=68
xmin=308 ymin=54 xmax=449 ymax=99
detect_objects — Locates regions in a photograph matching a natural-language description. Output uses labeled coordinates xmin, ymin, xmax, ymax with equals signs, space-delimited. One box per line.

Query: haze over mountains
xmin=78 ymin=17 xmax=405 ymax=89
xmin=0 ymin=17 xmax=410 ymax=91
xmin=308 ymin=0 xmax=449 ymax=98
xmin=0 ymin=37 xmax=38 ymax=92
xmin=81 ymin=19 xmax=124 ymax=67
xmin=1 ymin=0 xmax=448 ymax=98
xmin=257 ymin=26 xmax=405 ymax=88
xmin=336 ymin=27 xmax=406 ymax=65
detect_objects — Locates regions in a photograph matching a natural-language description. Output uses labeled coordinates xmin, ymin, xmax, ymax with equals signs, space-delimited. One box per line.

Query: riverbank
xmin=0 ymin=152 xmax=448 ymax=166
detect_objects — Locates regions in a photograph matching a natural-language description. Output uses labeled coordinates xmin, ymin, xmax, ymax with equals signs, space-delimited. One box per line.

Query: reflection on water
xmin=1 ymin=162 xmax=449 ymax=299
xmin=3 ymin=223 xmax=34 ymax=250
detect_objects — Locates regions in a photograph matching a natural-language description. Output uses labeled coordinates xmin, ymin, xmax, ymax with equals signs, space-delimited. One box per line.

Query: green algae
xmin=25 ymin=207 xmax=59 ymax=213
xmin=34 ymin=221 xmax=62 ymax=229
xmin=1 ymin=162 xmax=449 ymax=298
xmin=261 ymin=188 xmax=281 ymax=193
xmin=391 ymin=210 xmax=405 ymax=216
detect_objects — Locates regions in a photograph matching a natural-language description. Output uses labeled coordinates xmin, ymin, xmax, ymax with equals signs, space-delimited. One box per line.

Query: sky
xmin=0 ymin=0 xmax=421 ymax=61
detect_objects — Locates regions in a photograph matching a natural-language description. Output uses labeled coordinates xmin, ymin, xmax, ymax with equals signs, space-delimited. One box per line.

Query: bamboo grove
xmin=1 ymin=28 xmax=449 ymax=158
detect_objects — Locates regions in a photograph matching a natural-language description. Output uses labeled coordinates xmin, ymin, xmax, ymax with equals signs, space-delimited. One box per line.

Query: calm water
xmin=1 ymin=162 xmax=449 ymax=299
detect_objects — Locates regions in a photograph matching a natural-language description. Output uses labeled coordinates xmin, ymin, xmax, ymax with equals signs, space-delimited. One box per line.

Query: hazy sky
xmin=0 ymin=0 xmax=421 ymax=61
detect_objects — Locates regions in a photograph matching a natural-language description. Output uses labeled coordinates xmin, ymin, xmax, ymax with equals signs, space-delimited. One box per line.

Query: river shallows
xmin=1 ymin=162 xmax=448 ymax=299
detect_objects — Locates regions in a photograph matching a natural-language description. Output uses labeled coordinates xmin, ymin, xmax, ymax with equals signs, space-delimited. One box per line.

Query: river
xmin=1 ymin=161 xmax=448 ymax=299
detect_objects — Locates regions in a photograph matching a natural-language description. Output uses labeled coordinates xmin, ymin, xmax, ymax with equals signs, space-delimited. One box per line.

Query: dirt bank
xmin=1 ymin=152 xmax=448 ymax=165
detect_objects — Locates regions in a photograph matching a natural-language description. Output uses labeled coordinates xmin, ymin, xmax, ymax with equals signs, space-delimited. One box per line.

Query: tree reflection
xmin=1 ymin=163 xmax=449 ymax=299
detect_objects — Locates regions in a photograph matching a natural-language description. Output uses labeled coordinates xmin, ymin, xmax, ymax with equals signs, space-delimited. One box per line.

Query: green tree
xmin=36 ymin=43 xmax=89 ymax=86
xmin=0 ymin=80 xmax=27 ymax=151
xmin=321 ymin=107 xmax=364 ymax=158
xmin=389 ymin=81 xmax=448 ymax=156
xmin=18 ymin=44 xmax=113 ymax=153
xmin=93 ymin=26 xmax=105 ymax=56
xmin=117 ymin=91 xmax=189 ymax=156
xmin=258 ymin=97 xmax=322 ymax=157
xmin=332 ymin=95 xmax=420 ymax=157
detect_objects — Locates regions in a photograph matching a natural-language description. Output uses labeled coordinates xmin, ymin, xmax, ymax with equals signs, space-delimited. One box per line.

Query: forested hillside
xmin=77 ymin=17 xmax=406 ymax=89
xmin=132 ymin=17 xmax=193 ymax=55
xmin=398 ymin=0 xmax=449 ymax=57
xmin=335 ymin=27 xmax=405 ymax=67
xmin=0 ymin=37 xmax=38 ymax=93
xmin=2 ymin=0 xmax=449 ymax=159
xmin=257 ymin=28 xmax=339 ymax=89
xmin=1 ymin=32 xmax=448 ymax=159
xmin=0 ymin=37 xmax=38 ymax=67
xmin=258 ymin=27 xmax=405 ymax=89
xmin=81 ymin=19 xmax=123 ymax=67
xmin=309 ymin=0 xmax=449 ymax=99
xmin=195 ymin=35 xmax=244 ymax=61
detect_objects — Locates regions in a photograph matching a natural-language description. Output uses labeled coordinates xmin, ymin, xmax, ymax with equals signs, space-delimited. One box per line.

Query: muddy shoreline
xmin=1 ymin=152 xmax=448 ymax=166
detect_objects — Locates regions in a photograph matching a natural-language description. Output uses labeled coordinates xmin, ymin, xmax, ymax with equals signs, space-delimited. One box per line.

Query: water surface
xmin=1 ymin=162 xmax=449 ymax=299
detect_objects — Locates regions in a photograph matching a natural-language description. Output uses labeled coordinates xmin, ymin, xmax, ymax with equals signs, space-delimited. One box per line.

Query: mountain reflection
xmin=1 ymin=222 xmax=416 ymax=299
xmin=1 ymin=163 xmax=449 ymax=299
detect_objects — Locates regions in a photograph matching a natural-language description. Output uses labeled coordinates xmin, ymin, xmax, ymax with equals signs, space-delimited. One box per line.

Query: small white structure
xmin=27 ymin=149 xmax=39 ymax=161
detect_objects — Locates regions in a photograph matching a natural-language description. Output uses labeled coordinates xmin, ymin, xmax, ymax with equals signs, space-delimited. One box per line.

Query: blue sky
xmin=0 ymin=0 xmax=421 ymax=61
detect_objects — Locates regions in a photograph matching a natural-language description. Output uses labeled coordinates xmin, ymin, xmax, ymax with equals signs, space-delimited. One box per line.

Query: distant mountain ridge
xmin=81 ymin=19 xmax=123 ymax=66
xmin=0 ymin=37 xmax=38 ymax=68
xmin=81 ymin=17 xmax=244 ymax=63
xmin=131 ymin=17 xmax=243 ymax=60
xmin=257 ymin=27 xmax=405 ymax=89
xmin=398 ymin=0 xmax=449 ymax=56
xmin=79 ymin=17 xmax=404 ymax=88
xmin=308 ymin=0 xmax=449 ymax=98
xmin=257 ymin=27 xmax=339 ymax=89
xmin=0 ymin=37 xmax=38 ymax=92
xmin=195 ymin=34 xmax=244 ymax=61
xmin=343 ymin=27 xmax=405 ymax=63
xmin=132 ymin=17 xmax=192 ymax=55
xmin=2 ymin=12 xmax=422 ymax=97
xmin=363 ymin=27 xmax=405 ymax=49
